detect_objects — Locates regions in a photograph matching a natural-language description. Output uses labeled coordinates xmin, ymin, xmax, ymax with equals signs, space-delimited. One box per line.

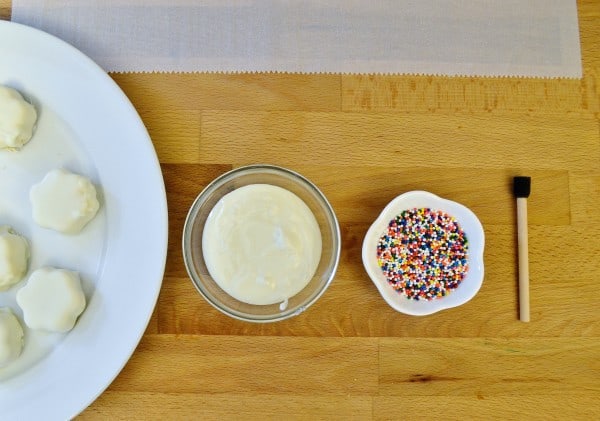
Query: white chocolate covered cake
xmin=0 ymin=226 xmax=29 ymax=291
xmin=0 ymin=85 xmax=37 ymax=150
xmin=0 ymin=307 xmax=24 ymax=368
xmin=30 ymin=168 xmax=100 ymax=234
xmin=17 ymin=267 xmax=86 ymax=333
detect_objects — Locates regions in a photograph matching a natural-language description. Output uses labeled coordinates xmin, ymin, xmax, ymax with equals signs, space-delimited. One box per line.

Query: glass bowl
xmin=183 ymin=164 xmax=341 ymax=322
xmin=362 ymin=190 xmax=485 ymax=316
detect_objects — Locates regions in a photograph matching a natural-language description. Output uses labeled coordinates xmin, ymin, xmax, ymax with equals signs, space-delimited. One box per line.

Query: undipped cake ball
xmin=30 ymin=168 xmax=100 ymax=234
xmin=17 ymin=267 xmax=86 ymax=333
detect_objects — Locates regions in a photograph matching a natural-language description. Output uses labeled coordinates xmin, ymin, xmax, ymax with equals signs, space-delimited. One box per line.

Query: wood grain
xmin=2 ymin=0 xmax=599 ymax=419
xmin=378 ymin=338 xmax=599 ymax=396
xmin=374 ymin=394 xmax=600 ymax=421
xmin=197 ymin=111 xmax=599 ymax=170
xmin=106 ymin=335 xmax=379 ymax=395
xmin=81 ymin=392 xmax=374 ymax=420
xmin=341 ymin=75 xmax=586 ymax=114
xmin=0 ymin=0 xmax=9 ymax=20
xmin=111 ymin=73 xmax=342 ymax=112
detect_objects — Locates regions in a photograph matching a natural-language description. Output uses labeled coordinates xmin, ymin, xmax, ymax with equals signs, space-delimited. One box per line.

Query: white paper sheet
xmin=10 ymin=0 xmax=582 ymax=77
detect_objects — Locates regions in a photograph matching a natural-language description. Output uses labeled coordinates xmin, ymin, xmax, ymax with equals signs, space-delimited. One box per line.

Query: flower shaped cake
xmin=17 ymin=267 xmax=86 ymax=333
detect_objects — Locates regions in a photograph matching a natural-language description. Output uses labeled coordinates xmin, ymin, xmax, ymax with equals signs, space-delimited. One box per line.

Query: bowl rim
xmin=362 ymin=190 xmax=485 ymax=316
xmin=182 ymin=163 xmax=341 ymax=323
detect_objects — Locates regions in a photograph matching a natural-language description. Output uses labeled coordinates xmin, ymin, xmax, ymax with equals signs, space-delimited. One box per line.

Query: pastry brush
xmin=513 ymin=176 xmax=531 ymax=322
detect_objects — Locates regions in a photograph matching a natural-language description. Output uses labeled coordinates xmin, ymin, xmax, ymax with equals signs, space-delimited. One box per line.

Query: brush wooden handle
xmin=517 ymin=197 xmax=530 ymax=322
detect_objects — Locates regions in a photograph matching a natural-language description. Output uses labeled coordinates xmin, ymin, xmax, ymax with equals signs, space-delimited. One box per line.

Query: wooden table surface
xmin=2 ymin=1 xmax=599 ymax=419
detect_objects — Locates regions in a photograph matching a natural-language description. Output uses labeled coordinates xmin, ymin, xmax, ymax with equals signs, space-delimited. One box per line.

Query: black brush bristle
xmin=513 ymin=176 xmax=531 ymax=198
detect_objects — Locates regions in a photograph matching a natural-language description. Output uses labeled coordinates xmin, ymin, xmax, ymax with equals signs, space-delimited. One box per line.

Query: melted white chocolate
xmin=202 ymin=184 xmax=322 ymax=306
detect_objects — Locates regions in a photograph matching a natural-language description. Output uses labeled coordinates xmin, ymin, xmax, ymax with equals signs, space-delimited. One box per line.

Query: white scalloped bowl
xmin=362 ymin=191 xmax=485 ymax=316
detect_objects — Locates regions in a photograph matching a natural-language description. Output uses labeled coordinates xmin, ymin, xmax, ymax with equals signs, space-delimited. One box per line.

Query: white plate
xmin=0 ymin=21 xmax=168 ymax=418
xmin=362 ymin=191 xmax=484 ymax=316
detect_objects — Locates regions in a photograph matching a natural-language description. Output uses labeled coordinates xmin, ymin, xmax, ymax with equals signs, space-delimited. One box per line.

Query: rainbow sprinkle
xmin=376 ymin=208 xmax=469 ymax=301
